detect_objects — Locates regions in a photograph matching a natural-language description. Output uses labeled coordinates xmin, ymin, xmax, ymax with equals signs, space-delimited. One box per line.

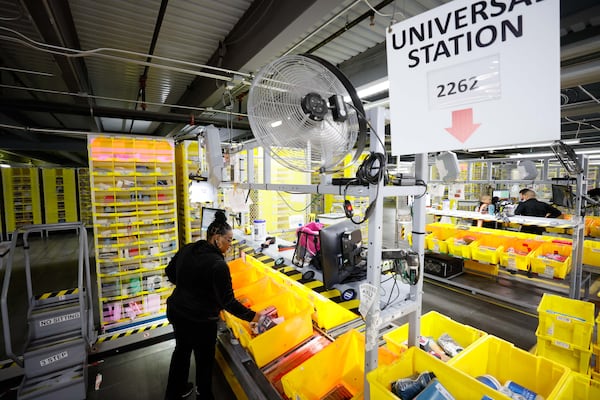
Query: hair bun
xmin=214 ymin=210 xmax=227 ymax=223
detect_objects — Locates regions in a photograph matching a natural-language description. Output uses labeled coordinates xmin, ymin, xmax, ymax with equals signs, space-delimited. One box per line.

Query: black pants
xmin=165 ymin=308 xmax=218 ymax=400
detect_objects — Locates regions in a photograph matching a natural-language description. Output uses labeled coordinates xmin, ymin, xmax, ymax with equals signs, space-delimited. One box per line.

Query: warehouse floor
xmin=0 ymin=228 xmax=577 ymax=399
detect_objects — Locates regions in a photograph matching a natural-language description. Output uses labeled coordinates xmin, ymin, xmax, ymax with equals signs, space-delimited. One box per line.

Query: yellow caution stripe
xmin=255 ymin=255 xmax=274 ymax=266
xmin=35 ymin=288 xmax=79 ymax=300
xmin=238 ymin=244 xmax=255 ymax=255
xmin=0 ymin=360 xmax=17 ymax=370
xmin=96 ymin=321 xmax=169 ymax=343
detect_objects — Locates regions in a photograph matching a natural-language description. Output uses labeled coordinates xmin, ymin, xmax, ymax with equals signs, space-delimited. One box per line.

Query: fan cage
xmin=248 ymin=54 xmax=361 ymax=173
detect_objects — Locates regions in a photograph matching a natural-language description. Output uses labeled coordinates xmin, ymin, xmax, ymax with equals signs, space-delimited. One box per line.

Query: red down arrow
xmin=445 ymin=108 xmax=481 ymax=142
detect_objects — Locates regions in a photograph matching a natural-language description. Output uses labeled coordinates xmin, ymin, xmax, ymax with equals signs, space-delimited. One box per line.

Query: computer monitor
xmin=551 ymin=184 xmax=574 ymax=208
xmin=492 ymin=189 xmax=510 ymax=200
xmin=201 ymin=206 xmax=226 ymax=231
xmin=320 ymin=220 xmax=366 ymax=289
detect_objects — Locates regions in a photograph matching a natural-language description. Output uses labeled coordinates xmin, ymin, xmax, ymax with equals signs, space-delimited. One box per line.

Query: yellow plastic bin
xmin=445 ymin=231 xmax=481 ymax=259
xmin=450 ymin=335 xmax=570 ymax=400
xmin=425 ymin=229 xmax=455 ymax=254
xmin=246 ymin=253 xmax=359 ymax=330
xmin=537 ymin=293 xmax=595 ymax=349
xmin=383 ymin=311 xmax=486 ymax=358
xmin=499 ymin=238 xmax=543 ymax=272
xmin=367 ymin=346 xmax=514 ymax=400
xmin=469 ymin=235 xmax=508 ymax=265
xmin=551 ymin=372 xmax=600 ymax=400
xmin=583 ymin=240 xmax=600 ymax=268
xmin=535 ymin=336 xmax=591 ymax=374
xmin=281 ymin=329 xmax=398 ymax=400
xmin=228 ymin=258 xmax=265 ymax=290
xmin=530 ymin=242 xmax=572 ymax=279
xmin=223 ymin=276 xmax=284 ymax=333
xmin=227 ymin=290 xmax=314 ymax=368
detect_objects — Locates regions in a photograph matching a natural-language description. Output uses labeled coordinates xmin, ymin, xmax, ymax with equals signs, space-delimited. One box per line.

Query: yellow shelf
xmin=89 ymin=135 xmax=179 ymax=328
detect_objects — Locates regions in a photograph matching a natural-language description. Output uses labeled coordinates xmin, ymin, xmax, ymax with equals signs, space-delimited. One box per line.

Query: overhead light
xmin=270 ymin=120 xmax=282 ymax=128
xmin=355 ymin=79 xmax=389 ymax=99
xmin=0 ymin=163 xmax=10 ymax=168
xmin=509 ymin=152 xmax=555 ymax=159
xmin=345 ymin=79 xmax=389 ymax=103
xmin=469 ymin=139 xmax=580 ymax=152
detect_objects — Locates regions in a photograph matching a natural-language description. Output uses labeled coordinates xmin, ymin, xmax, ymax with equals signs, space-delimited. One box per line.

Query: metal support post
xmin=570 ymin=155 xmax=588 ymax=299
xmin=364 ymin=107 xmax=386 ymax=400
xmin=407 ymin=153 xmax=427 ymax=347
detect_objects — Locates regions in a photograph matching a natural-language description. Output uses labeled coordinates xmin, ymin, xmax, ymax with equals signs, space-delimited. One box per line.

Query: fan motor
xmin=301 ymin=92 xmax=328 ymax=121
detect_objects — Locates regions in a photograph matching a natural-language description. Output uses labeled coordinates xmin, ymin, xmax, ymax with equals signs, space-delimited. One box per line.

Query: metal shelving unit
xmin=226 ymin=107 xmax=427 ymax=399
xmin=87 ymin=135 xmax=178 ymax=351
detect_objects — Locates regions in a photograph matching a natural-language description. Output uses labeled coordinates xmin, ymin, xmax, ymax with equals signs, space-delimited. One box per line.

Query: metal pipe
xmin=0 ymin=98 xmax=250 ymax=129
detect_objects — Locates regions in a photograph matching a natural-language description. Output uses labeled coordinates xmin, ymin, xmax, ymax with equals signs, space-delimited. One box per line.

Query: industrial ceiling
xmin=0 ymin=0 xmax=599 ymax=168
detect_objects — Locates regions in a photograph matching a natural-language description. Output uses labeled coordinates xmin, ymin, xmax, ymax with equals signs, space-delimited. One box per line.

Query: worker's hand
xmin=250 ymin=308 xmax=267 ymax=323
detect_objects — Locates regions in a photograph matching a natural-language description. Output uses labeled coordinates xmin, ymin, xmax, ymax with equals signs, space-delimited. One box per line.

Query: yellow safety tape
xmin=339 ymin=299 xmax=361 ymax=311
xmin=96 ymin=321 xmax=169 ymax=342
xmin=0 ymin=361 xmax=16 ymax=370
xmin=36 ymin=288 xmax=79 ymax=300
xmin=256 ymin=254 xmax=271 ymax=262
xmin=304 ymin=281 xmax=323 ymax=289
xmin=320 ymin=290 xmax=341 ymax=299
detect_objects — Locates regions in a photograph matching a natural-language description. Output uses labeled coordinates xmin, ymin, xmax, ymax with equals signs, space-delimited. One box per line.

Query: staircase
xmin=1 ymin=223 xmax=95 ymax=399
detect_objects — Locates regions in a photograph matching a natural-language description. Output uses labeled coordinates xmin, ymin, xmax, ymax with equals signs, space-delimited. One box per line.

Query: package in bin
xmin=437 ymin=333 xmax=463 ymax=357
xmin=251 ymin=306 xmax=283 ymax=335
xmin=418 ymin=336 xmax=450 ymax=362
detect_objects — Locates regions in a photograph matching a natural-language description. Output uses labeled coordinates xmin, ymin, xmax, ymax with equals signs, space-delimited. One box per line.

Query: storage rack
xmin=426 ymin=154 xmax=593 ymax=307
xmin=225 ymin=107 xmax=427 ymax=399
xmin=1 ymin=167 xmax=42 ymax=234
xmin=88 ymin=135 xmax=178 ymax=349
xmin=175 ymin=140 xmax=205 ymax=244
xmin=77 ymin=168 xmax=93 ymax=227
xmin=41 ymin=168 xmax=78 ymax=224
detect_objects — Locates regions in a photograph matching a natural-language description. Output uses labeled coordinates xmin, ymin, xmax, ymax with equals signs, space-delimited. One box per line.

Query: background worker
xmin=473 ymin=194 xmax=496 ymax=228
xmin=514 ymin=189 xmax=562 ymax=235
xmin=164 ymin=211 xmax=266 ymax=400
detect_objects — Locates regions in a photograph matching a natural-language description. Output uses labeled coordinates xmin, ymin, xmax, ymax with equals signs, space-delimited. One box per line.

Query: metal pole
xmin=407 ymin=154 xmax=427 ymax=347
xmin=364 ymin=107 xmax=385 ymax=400
xmin=570 ymin=155 xmax=588 ymax=298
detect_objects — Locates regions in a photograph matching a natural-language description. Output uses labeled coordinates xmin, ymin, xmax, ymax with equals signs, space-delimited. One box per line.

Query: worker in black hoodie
xmin=514 ymin=189 xmax=562 ymax=235
xmin=164 ymin=211 xmax=264 ymax=400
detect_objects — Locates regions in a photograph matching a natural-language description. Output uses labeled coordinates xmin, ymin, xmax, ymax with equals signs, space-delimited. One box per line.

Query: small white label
xmin=541 ymin=266 xmax=554 ymax=279
xmin=507 ymin=257 xmax=516 ymax=269
xmin=433 ymin=242 xmax=440 ymax=252
xmin=556 ymin=315 xmax=572 ymax=323
xmin=428 ymin=55 xmax=501 ymax=110
xmin=553 ymin=339 xmax=571 ymax=349
xmin=435 ymin=382 xmax=455 ymax=400
xmin=39 ymin=312 xmax=81 ymax=327
xmin=40 ymin=351 xmax=68 ymax=367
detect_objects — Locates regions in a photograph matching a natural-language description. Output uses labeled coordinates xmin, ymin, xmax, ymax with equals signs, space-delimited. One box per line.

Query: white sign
xmin=386 ymin=0 xmax=560 ymax=155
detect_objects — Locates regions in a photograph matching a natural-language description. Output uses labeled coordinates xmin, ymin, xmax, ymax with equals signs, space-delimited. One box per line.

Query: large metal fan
xmin=247 ymin=54 xmax=366 ymax=173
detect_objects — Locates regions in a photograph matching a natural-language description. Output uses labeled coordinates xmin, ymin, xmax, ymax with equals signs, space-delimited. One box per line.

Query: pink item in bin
xmin=125 ymin=301 xmax=142 ymax=320
xmin=145 ymin=294 xmax=161 ymax=314
xmin=104 ymin=302 xmax=122 ymax=322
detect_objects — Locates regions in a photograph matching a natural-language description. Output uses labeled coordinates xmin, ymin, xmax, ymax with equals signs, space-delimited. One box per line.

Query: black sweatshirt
xmin=514 ymin=198 xmax=562 ymax=235
xmin=165 ymin=240 xmax=256 ymax=322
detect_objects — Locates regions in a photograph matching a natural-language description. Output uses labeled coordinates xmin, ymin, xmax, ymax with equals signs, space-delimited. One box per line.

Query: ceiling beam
xmin=22 ymin=0 xmax=100 ymax=131
xmin=0 ymin=98 xmax=250 ymax=129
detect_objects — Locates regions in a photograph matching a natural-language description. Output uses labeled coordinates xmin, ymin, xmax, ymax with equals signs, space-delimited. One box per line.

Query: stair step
xmin=18 ymin=364 xmax=86 ymax=400
xmin=24 ymin=336 xmax=86 ymax=379
xmin=33 ymin=288 xmax=80 ymax=308
xmin=28 ymin=300 xmax=83 ymax=341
